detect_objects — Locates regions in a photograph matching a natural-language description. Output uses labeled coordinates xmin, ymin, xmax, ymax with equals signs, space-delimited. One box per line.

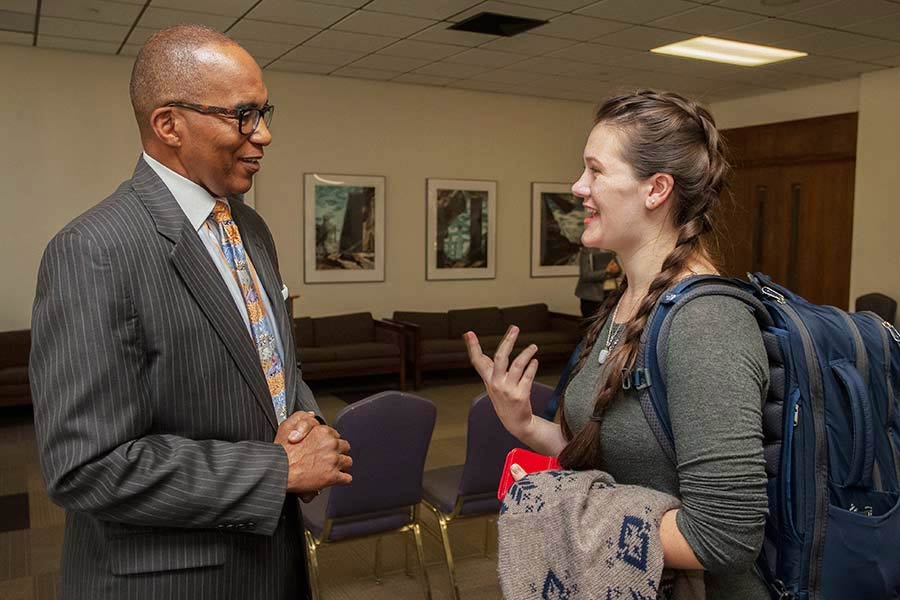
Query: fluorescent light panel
xmin=651 ymin=36 xmax=806 ymax=66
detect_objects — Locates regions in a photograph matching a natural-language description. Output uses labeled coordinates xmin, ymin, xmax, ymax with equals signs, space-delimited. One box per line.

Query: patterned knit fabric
xmin=211 ymin=200 xmax=287 ymax=423
xmin=498 ymin=470 xmax=705 ymax=600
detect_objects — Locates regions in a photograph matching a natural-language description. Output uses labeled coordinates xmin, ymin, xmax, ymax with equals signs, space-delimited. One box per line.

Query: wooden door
xmin=715 ymin=114 xmax=857 ymax=309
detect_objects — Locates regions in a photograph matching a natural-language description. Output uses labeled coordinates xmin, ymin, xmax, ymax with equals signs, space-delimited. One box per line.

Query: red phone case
xmin=497 ymin=448 xmax=561 ymax=500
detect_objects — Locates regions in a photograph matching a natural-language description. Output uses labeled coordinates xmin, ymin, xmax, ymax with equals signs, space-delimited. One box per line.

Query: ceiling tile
xmin=120 ymin=43 xmax=141 ymax=56
xmin=453 ymin=79 xmax=517 ymax=92
xmin=847 ymin=13 xmax=900 ymax=42
xmin=0 ymin=8 xmax=31 ymax=31
xmin=411 ymin=22 xmax=497 ymax=46
xmin=227 ymin=20 xmax=319 ymax=44
xmin=414 ymin=60 xmax=490 ymax=77
xmin=283 ymin=45 xmax=366 ymax=65
xmin=592 ymin=25 xmax=690 ymax=50
xmin=332 ymin=66 xmax=401 ymax=80
xmin=333 ymin=10 xmax=436 ymax=37
xmin=705 ymin=82 xmax=781 ymax=100
xmin=0 ymin=29 xmax=31 ymax=45
xmin=783 ymin=0 xmax=900 ymax=27
xmin=611 ymin=50 xmax=742 ymax=77
xmin=715 ymin=18 xmax=824 ymax=45
xmin=873 ymin=54 xmax=900 ymax=66
xmin=712 ymin=0 xmax=835 ymax=17
xmin=528 ymin=73 xmax=600 ymax=91
xmin=366 ymin=0 xmax=482 ymax=20
xmin=833 ymin=40 xmax=900 ymax=62
xmin=649 ymin=6 xmax=765 ymax=34
xmin=547 ymin=42 xmax=642 ymax=64
xmin=305 ymin=30 xmax=399 ymax=52
xmin=378 ymin=39 xmax=464 ymax=60
xmin=350 ymin=53 xmax=432 ymax=71
xmin=469 ymin=67 xmax=541 ymax=83
xmin=393 ymin=72 xmax=458 ymax=85
xmin=135 ymin=7 xmax=233 ymax=31
xmin=0 ymin=1 xmax=36 ymax=13
xmin=788 ymin=30 xmax=880 ymax=55
xmin=532 ymin=14 xmax=629 ymax=41
xmin=449 ymin=0 xmax=561 ymax=22
xmin=501 ymin=0 xmax=597 ymax=11
xmin=513 ymin=55 xmax=612 ymax=77
xmin=39 ymin=0 xmax=142 ymax=26
xmin=302 ymin=0 xmax=367 ymax=7
xmin=38 ymin=16 xmax=128 ymax=42
xmin=480 ymin=32 xmax=577 ymax=55
xmin=231 ymin=38 xmax=297 ymax=59
xmin=267 ymin=59 xmax=334 ymax=74
xmin=719 ymin=66 xmax=834 ymax=89
xmin=38 ymin=34 xmax=120 ymax=53
xmin=443 ymin=47 xmax=529 ymax=67
xmin=145 ymin=0 xmax=257 ymax=17
xmin=576 ymin=0 xmax=697 ymax=25
xmin=246 ymin=0 xmax=354 ymax=28
xmin=766 ymin=54 xmax=886 ymax=78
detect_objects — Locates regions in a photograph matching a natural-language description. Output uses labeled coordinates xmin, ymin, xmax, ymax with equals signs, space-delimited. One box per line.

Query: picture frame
xmin=426 ymin=178 xmax=497 ymax=281
xmin=530 ymin=182 xmax=584 ymax=278
xmin=304 ymin=173 xmax=385 ymax=283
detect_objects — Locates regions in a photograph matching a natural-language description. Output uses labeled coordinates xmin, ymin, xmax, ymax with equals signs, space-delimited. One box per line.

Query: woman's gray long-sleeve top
xmin=563 ymin=295 xmax=770 ymax=600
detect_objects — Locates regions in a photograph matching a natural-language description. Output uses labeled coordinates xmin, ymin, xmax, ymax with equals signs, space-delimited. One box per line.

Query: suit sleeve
xmin=30 ymin=229 xmax=289 ymax=536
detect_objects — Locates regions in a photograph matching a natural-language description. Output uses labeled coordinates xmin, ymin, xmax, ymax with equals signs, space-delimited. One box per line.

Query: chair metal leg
xmin=412 ymin=523 xmax=433 ymax=600
xmin=483 ymin=517 xmax=494 ymax=557
xmin=435 ymin=514 xmax=460 ymax=600
xmin=374 ymin=535 xmax=383 ymax=584
xmin=404 ymin=534 xmax=412 ymax=577
xmin=304 ymin=530 xmax=323 ymax=600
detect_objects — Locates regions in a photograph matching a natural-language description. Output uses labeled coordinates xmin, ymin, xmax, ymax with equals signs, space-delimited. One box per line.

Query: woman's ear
xmin=646 ymin=173 xmax=675 ymax=211
xmin=149 ymin=107 xmax=182 ymax=148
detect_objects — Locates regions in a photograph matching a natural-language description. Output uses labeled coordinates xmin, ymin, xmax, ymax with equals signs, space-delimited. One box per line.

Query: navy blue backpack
xmin=625 ymin=272 xmax=900 ymax=600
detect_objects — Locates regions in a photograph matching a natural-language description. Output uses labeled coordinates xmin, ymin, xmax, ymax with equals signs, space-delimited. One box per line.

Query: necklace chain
xmin=598 ymin=298 xmax=625 ymax=365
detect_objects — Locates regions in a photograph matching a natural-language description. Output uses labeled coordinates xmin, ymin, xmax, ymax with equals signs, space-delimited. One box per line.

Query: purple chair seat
xmin=422 ymin=466 xmax=500 ymax=516
xmin=304 ymin=489 xmax=412 ymax=542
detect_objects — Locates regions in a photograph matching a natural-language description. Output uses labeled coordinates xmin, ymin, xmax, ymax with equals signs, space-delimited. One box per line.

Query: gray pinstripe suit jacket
xmin=30 ymin=157 xmax=318 ymax=600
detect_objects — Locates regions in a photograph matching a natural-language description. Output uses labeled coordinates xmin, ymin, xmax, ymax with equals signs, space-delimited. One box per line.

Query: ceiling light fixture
xmin=651 ymin=36 xmax=806 ymax=66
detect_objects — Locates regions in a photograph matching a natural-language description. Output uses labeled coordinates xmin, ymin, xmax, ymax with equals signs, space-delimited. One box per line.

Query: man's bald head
xmin=129 ymin=25 xmax=247 ymax=136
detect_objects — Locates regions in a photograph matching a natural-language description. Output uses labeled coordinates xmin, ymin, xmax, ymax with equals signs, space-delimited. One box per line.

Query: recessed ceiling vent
xmin=448 ymin=12 xmax=548 ymax=37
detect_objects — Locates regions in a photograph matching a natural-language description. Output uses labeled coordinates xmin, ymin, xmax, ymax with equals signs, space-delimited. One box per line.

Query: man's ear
xmin=149 ymin=107 xmax=182 ymax=148
xmin=645 ymin=172 xmax=675 ymax=211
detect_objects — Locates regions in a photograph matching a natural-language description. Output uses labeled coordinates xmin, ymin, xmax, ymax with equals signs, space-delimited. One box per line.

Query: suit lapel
xmin=133 ymin=158 xmax=279 ymax=432
xmin=232 ymin=205 xmax=298 ymax=416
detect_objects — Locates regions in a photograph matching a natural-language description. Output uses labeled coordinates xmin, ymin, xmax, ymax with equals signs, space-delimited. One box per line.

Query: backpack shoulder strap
xmin=632 ymin=275 xmax=772 ymax=464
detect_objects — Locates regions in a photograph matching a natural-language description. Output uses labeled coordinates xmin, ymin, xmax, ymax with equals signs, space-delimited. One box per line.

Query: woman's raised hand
xmin=464 ymin=326 xmax=539 ymax=439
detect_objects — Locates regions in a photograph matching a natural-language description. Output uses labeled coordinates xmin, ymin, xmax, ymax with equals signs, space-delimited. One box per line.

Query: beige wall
xmin=4 ymin=41 xmax=896 ymax=331
xmin=0 ymin=44 xmax=593 ymax=331
xmin=850 ymin=67 xmax=900 ymax=312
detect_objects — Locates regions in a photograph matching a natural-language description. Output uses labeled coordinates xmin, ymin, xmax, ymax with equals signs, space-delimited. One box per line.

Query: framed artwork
xmin=530 ymin=182 xmax=585 ymax=277
xmin=426 ymin=178 xmax=497 ymax=280
xmin=304 ymin=173 xmax=385 ymax=283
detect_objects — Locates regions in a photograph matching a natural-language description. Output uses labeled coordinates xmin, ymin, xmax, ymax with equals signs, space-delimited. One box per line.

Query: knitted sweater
xmin=498 ymin=469 xmax=705 ymax=600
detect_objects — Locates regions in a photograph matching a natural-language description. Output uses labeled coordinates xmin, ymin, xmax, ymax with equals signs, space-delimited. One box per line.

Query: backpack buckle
xmin=621 ymin=368 xmax=652 ymax=391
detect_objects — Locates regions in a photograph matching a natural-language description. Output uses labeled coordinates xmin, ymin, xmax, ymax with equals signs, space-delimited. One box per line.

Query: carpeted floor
xmin=0 ymin=367 xmax=563 ymax=600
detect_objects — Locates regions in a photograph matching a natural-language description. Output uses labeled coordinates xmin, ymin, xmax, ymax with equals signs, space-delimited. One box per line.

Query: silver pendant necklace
xmin=598 ymin=300 xmax=625 ymax=365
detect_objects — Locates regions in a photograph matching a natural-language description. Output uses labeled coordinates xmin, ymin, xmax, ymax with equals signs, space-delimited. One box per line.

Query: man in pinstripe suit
xmin=29 ymin=25 xmax=352 ymax=599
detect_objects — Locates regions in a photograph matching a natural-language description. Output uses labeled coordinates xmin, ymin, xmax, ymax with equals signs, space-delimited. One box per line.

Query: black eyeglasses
xmin=166 ymin=101 xmax=275 ymax=136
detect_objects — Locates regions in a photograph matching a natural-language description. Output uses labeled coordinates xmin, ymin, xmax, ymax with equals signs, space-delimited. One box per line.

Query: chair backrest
xmin=856 ymin=292 xmax=897 ymax=324
xmin=325 ymin=391 xmax=436 ymax=520
xmin=457 ymin=382 xmax=555 ymax=497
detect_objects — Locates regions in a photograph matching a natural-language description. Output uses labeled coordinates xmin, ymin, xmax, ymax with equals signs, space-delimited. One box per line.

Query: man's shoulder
xmin=53 ymin=178 xmax=147 ymax=247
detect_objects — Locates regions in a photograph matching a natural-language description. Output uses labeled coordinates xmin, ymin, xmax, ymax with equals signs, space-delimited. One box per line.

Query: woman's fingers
xmin=510 ymin=463 xmax=526 ymax=481
xmin=518 ymin=358 xmax=539 ymax=392
xmin=507 ymin=343 xmax=538 ymax=381
xmin=491 ymin=326 xmax=520 ymax=381
xmin=464 ymin=331 xmax=493 ymax=380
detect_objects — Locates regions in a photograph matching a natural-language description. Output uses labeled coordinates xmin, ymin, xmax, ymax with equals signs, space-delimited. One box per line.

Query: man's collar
xmin=141 ymin=152 xmax=223 ymax=231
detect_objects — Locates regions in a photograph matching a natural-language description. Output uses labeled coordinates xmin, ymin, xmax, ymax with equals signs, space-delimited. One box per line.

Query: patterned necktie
xmin=210 ymin=200 xmax=287 ymax=423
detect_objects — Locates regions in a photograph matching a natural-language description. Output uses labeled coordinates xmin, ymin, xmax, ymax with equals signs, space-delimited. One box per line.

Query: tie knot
xmin=211 ymin=200 xmax=232 ymax=224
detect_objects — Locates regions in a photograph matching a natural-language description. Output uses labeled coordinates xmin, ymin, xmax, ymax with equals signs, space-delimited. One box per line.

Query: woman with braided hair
xmin=466 ymin=90 xmax=769 ymax=598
